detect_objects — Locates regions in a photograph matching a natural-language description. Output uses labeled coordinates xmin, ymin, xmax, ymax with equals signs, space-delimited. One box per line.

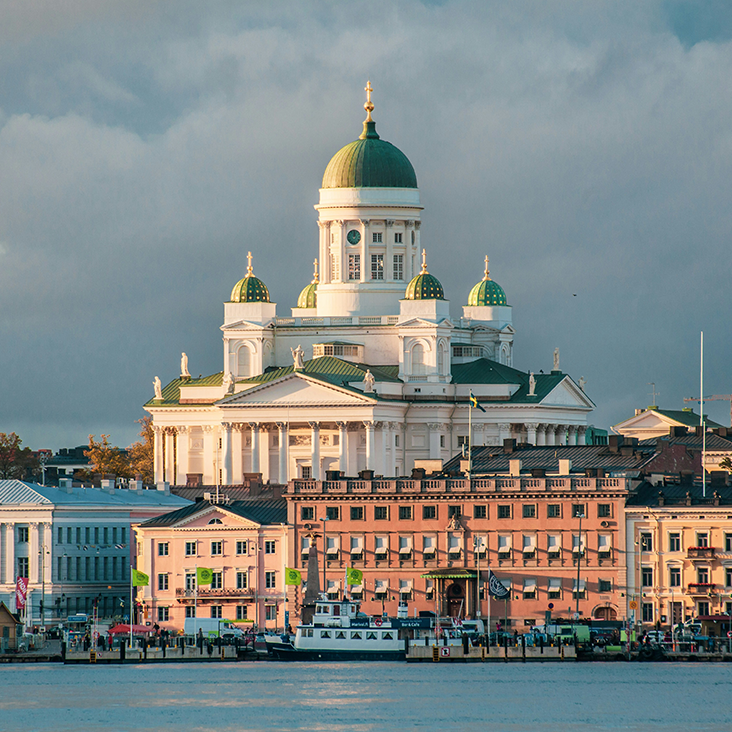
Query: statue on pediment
xmin=291 ymin=344 xmax=305 ymax=370
xmin=153 ymin=376 xmax=163 ymax=400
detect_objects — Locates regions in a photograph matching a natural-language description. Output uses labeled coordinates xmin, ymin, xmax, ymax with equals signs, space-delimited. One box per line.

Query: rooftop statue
xmin=153 ymin=377 xmax=163 ymax=400
xmin=180 ymin=352 xmax=190 ymax=379
xmin=291 ymin=345 xmax=305 ymax=370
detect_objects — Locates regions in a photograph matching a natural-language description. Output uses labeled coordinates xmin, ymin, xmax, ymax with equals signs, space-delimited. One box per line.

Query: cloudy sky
xmin=2 ymin=0 xmax=732 ymax=451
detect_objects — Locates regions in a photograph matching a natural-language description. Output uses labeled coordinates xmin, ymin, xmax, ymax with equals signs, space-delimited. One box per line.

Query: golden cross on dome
xmin=483 ymin=255 xmax=490 ymax=280
xmin=364 ymin=80 xmax=374 ymax=121
xmin=246 ymin=251 xmax=253 ymax=276
xmin=312 ymin=258 xmax=319 ymax=283
xmin=421 ymin=248 xmax=428 ymax=274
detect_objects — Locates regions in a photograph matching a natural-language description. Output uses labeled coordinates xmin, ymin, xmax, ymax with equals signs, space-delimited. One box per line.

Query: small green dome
xmin=467 ymin=257 xmax=507 ymax=306
xmin=404 ymin=250 xmax=445 ymax=300
xmin=229 ymin=252 xmax=270 ymax=303
xmin=296 ymin=258 xmax=319 ymax=308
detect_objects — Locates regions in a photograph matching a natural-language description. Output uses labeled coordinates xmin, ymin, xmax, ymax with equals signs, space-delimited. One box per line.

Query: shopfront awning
xmin=421 ymin=569 xmax=477 ymax=580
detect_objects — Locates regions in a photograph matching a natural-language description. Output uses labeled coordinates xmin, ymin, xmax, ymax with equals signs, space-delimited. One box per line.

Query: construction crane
xmin=683 ymin=395 xmax=732 ymax=428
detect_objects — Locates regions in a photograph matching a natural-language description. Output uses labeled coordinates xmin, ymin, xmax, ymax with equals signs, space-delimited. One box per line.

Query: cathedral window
xmin=237 ymin=346 xmax=250 ymax=377
xmin=393 ymin=254 xmax=403 ymax=280
xmin=372 ymin=232 xmax=382 ymax=243
xmin=370 ymin=254 xmax=384 ymax=280
xmin=411 ymin=343 xmax=426 ymax=375
xmin=348 ymin=254 xmax=360 ymax=280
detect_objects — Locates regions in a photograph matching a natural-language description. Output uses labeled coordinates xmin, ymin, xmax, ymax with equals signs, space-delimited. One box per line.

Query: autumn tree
xmin=84 ymin=434 xmax=132 ymax=480
xmin=128 ymin=416 xmax=154 ymax=485
xmin=0 ymin=432 xmax=39 ymax=480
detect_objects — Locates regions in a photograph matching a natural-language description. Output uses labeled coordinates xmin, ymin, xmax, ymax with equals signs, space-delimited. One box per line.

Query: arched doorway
xmin=593 ymin=606 xmax=617 ymax=621
xmin=447 ymin=582 xmax=464 ymax=617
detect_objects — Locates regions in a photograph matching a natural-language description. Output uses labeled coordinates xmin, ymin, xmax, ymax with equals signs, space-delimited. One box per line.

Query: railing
xmin=687 ymin=583 xmax=716 ymax=594
xmin=287 ymin=477 xmax=629 ymax=495
xmin=687 ymin=547 xmax=716 ymax=559
xmin=273 ymin=314 xmax=400 ymax=327
xmin=175 ymin=588 xmax=254 ymax=598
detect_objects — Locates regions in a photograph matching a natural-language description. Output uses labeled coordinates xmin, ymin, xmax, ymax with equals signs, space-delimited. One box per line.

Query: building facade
xmin=146 ymin=87 xmax=594 ymax=487
xmin=285 ymin=474 xmax=628 ymax=629
xmin=626 ymin=481 xmax=732 ymax=630
xmin=134 ymin=499 xmax=288 ymax=632
xmin=0 ymin=479 xmax=190 ymax=624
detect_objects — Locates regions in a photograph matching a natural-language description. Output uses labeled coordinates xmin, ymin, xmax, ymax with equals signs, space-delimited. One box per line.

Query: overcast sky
xmin=2 ymin=0 xmax=732 ymax=451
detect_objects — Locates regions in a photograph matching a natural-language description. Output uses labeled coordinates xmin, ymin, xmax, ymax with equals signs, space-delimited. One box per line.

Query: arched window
xmin=412 ymin=343 xmax=426 ymax=375
xmin=208 ymin=518 xmax=222 ymax=525
xmin=237 ymin=346 xmax=250 ymax=377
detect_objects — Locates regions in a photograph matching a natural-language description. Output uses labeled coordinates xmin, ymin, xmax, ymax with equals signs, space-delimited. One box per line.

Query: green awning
xmin=421 ymin=569 xmax=477 ymax=580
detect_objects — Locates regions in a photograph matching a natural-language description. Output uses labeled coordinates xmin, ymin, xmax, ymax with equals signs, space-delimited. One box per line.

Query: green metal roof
xmin=322 ymin=120 xmax=417 ymax=189
xmin=139 ymin=499 xmax=287 ymax=527
xmin=230 ymin=274 xmax=270 ymax=303
xmin=651 ymin=408 xmax=722 ymax=429
xmin=404 ymin=272 xmax=445 ymax=300
xmin=144 ymin=372 xmax=223 ymax=407
xmin=241 ymin=356 xmax=402 ymax=386
xmin=468 ymin=278 xmax=507 ymax=307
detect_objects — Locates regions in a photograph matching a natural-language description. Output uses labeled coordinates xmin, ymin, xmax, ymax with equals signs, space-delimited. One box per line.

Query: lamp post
xmin=575 ymin=512 xmax=584 ymax=619
xmin=473 ymin=536 xmax=482 ymax=618
xmin=320 ymin=516 xmax=329 ymax=599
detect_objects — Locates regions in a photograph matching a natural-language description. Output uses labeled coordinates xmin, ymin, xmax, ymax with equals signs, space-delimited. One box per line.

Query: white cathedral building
xmin=147 ymin=86 xmax=594 ymax=486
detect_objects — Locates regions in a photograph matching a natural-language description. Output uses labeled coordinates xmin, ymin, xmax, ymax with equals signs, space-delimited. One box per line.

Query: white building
xmin=0 ymin=479 xmax=190 ymax=623
xmin=147 ymin=86 xmax=594 ymax=486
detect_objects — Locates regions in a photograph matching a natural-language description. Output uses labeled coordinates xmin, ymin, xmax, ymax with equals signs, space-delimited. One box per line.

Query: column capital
xmin=362 ymin=420 xmax=375 ymax=430
xmin=472 ymin=423 xmax=485 ymax=433
xmin=176 ymin=425 xmax=189 ymax=434
xmin=248 ymin=422 xmax=260 ymax=430
xmin=577 ymin=425 xmax=587 ymax=434
xmin=276 ymin=421 xmax=288 ymax=430
xmin=524 ymin=422 xmax=540 ymax=430
xmin=385 ymin=219 xmax=395 ymax=227
xmin=308 ymin=421 xmax=320 ymax=430
xmin=152 ymin=425 xmax=163 ymax=434
xmin=202 ymin=425 xmax=214 ymax=433
xmin=358 ymin=219 xmax=370 ymax=226
xmin=414 ymin=221 xmax=421 ymax=230
xmin=222 ymin=422 xmax=234 ymax=430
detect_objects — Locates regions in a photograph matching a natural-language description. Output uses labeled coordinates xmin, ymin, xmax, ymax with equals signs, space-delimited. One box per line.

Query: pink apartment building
xmin=134 ymin=499 xmax=288 ymax=631
xmin=286 ymin=474 xmax=628 ymax=629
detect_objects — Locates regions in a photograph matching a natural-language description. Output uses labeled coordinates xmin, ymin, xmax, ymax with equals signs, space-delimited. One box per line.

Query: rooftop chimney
xmin=558 ymin=458 xmax=572 ymax=476
xmin=503 ymin=438 xmax=516 ymax=454
xmin=509 ymin=459 xmax=522 ymax=477
xmin=58 ymin=479 xmax=73 ymax=493
xmin=156 ymin=481 xmax=170 ymax=494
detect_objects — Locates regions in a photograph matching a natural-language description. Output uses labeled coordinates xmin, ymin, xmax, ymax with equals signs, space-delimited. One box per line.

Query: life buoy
xmin=727 ymin=630 xmax=732 ymax=639
xmin=374 ymin=617 xmax=383 ymax=627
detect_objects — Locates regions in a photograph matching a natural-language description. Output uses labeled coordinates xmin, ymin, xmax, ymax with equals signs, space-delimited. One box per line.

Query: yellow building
xmin=626 ymin=481 xmax=732 ymax=630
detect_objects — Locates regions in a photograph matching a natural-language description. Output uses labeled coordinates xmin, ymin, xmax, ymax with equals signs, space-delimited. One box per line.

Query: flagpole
xmin=194 ymin=564 xmax=198 ymax=621
xmin=468 ymin=395 xmax=473 ymax=480
xmin=129 ymin=563 xmax=133 ymax=650
xmin=487 ymin=567 xmax=491 ymax=637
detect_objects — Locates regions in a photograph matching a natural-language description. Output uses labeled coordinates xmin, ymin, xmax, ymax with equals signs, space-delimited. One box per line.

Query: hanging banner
xmin=15 ymin=577 xmax=28 ymax=611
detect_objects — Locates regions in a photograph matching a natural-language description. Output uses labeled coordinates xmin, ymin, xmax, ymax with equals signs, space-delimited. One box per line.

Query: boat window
xmin=303 ymin=629 xmax=313 ymax=637
xmin=333 ymin=605 xmax=340 ymax=616
xmin=320 ymin=631 xmax=331 ymax=639
xmin=366 ymin=632 xmax=377 ymax=640
xmin=351 ymin=632 xmax=362 ymax=640
xmin=316 ymin=606 xmax=324 ymax=613
xmin=336 ymin=631 xmax=346 ymax=639
xmin=381 ymin=632 xmax=393 ymax=640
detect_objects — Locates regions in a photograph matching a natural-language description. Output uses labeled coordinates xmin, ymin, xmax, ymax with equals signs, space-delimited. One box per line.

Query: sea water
xmin=1 ymin=662 xmax=731 ymax=731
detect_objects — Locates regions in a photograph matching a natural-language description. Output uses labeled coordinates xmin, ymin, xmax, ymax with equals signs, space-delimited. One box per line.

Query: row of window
xmin=157 ymin=540 xmax=277 ymax=557
xmin=345 ymin=254 xmax=405 ymax=281
xmin=301 ymin=503 xmax=611 ymax=522
xmin=13 ymin=526 xmax=128 ymax=546
xmin=172 ymin=569 xmax=278 ymax=591
xmin=641 ymin=566 xmax=732 ymax=587
xmin=302 ymin=532 xmax=612 ymax=559
xmin=639 ymin=531 xmax=732 ymax=552
xmin=163 ymin=605 xmax=276 ymax=622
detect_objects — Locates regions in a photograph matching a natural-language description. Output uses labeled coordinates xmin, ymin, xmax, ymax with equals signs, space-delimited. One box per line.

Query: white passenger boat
xmin=266 ymin=598 xmax=484 ymax=661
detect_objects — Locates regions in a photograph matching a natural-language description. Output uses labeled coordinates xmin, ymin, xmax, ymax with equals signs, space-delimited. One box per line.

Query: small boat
xmin=266 ymin=598 xmax=440 ymax=661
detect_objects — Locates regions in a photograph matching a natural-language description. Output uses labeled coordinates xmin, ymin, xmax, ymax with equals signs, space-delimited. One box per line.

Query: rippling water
xmin=3 ymin=661 xmax=731 ymax=731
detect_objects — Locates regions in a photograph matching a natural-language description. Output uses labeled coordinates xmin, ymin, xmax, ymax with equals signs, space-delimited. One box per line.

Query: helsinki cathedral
xmin=147 ymin=84 xmax=594 ymax=486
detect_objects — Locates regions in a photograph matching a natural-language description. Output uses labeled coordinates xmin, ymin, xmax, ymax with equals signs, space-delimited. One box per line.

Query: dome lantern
xmin=467 ymin=256 xmax=507 ymax=307
xmin=230 ymin=251 xmax=270 ymax=303
xmin=404 ymin=249 xmax=445 ymax=300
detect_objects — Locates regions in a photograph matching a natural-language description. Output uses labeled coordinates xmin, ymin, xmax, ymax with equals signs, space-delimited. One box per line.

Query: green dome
xmin=467 ymin=257 xmax=507 ymax=306
xmin=322 ymin=120 xmax=417 ymax=189
xmin=297 ymin=282 xmax=317 ymax=308
xmin=404 ymin=251 xmax=444 ymax=300
xmin=229 ymin=252 xmax=270 ymax=303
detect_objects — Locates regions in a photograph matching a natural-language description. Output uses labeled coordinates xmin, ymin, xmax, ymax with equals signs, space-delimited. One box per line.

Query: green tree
xmin=128 ymin=416 xmax=154 ymax=484
xmin=0 ymin=432 xmax=39 ymax=480
xmin=719 ymin=456 xmax=732 ymax=471
xmin=84 ymin=434 xmax=132 ymax=480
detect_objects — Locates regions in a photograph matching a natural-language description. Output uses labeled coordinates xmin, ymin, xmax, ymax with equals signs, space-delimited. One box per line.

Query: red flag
xmin=15 ymin=577 xmax=28 ymax=611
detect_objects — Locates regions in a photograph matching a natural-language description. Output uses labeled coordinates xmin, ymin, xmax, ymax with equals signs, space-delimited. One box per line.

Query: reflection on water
xmin=4 ymin=662 xmax=732 ymax=731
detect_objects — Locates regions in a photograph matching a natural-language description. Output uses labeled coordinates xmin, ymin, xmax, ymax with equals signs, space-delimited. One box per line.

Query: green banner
xmin=197 ymin=567 xmax=213 ymax=585
xmin=346 ymin=567 xmax=363 ymax=585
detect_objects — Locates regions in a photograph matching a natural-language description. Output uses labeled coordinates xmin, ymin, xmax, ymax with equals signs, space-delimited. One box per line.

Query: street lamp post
xmin=575 ymin=512 xmax=584 ymax=619
xmin=473 ymin=536 xmax=481 ymax=618
xmin=320 ymin=516 xmax=329 ymax=599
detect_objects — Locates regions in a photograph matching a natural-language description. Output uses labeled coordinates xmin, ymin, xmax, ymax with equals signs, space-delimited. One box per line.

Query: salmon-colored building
xmin=135 ymin=499 xmax=288 ymax=632
xmin=285 ymin=474 xmax=629 ymax=629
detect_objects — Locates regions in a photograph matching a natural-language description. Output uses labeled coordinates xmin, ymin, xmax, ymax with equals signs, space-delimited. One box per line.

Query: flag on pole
xmin=346 ymin=567 xmax=363 ymax=585
xmin=196 ymin=567 xmax=213 ymax=585
xmin=469 ymin=390 xmax=486 ymax=412
xmin=487 ymin=570 xmax=510 ymax=599
xmin=285 ymin=568 xmax=302 ymax=585
xmin=131 ymin=569 xmax=149 ymax=587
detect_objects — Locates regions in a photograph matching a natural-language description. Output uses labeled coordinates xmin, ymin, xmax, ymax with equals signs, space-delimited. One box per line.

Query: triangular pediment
xmin=175 ymin=504 xmax=261 ymax=530
xmin=221 ymin=320 xmax=268 ymax=331
xmin=398 ymin=317 xmax=454 ymax=328
xmin=613 ymin=410 xmax=679 ymax=433
xmin=541 ymin=377 xmax=594 ymax=409
xmin=219 ymin=373 xmax=378 ymax=407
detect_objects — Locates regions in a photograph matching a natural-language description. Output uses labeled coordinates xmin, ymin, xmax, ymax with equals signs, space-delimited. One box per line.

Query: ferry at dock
xmin=266 ymin=598 xmax=484 ymax=661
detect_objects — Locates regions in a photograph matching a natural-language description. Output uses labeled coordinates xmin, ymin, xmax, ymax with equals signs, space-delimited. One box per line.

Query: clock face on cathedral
xmin=144 ymin=83 xmax=593 ymax=487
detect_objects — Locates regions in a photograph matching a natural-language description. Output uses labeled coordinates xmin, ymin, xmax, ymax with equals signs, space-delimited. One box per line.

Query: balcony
xmin=687 ymin=547 xmax=716 ymax=560
xmin=687 ymin=583 xmax=716 ymax=595
xmin=175 ymin=588 xmax=254 ymax=599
